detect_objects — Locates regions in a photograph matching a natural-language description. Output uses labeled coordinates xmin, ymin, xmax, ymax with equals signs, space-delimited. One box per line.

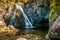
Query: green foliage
xmin=50 ymin=2 xmax=55 ymax=8
xmin=49 ymin=9 xmax=58 ymax=21
xmin=49 ymin=0 xmax=60 ymax=22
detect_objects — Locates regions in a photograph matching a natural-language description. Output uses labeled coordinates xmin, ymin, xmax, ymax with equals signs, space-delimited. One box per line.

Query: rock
xmin=20 ymin=34 xmax=42 ymax=40
xmin=0 ymin=19 xmax=19 ymax=35
xmin=45 ymin=16 xmax=60 ymax=40
xmin=16 ymin=37 xmax=27 ymax=40
xmin=0 ymin=21 xmax=6 ymax=27
xmin=0 ymin=9 xmax=6 ymax=21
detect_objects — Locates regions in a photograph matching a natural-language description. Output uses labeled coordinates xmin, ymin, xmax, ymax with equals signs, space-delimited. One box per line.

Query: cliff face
xmin=0 ymin=0 xmax=50 ymax=29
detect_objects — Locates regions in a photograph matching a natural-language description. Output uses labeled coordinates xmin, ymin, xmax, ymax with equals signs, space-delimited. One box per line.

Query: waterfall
xmin=15 ymin=4 xmax=34 ymax=28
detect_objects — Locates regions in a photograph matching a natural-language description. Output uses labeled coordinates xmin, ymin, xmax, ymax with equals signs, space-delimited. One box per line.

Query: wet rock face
xmin=45 ymin=16 xmax=60 ymax=40
xmin=4 ymin=13 xmax=25 ymax=29
xmin=0 ymin=0 xmax=50 ymax=29
xmin=2 ymin=5 xmax=25 ymax=29
xmin=24 ymin=0 xmax=49 ymax=28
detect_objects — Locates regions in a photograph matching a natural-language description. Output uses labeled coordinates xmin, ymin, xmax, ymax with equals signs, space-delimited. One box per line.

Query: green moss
xmin=49 ymin=0 xmax=60 ymax=22
xmin=50 ymin=2 xmax=56 ymax=8
xmin=49 ymin=9 xmax=58 ymax=21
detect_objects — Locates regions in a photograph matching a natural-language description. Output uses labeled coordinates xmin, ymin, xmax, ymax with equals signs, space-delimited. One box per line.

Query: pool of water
xmin=18 ymin=28 xmax=48 ymax=38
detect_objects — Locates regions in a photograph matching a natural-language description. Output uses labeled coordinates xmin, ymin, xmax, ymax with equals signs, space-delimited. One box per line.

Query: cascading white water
xmin=15 ymin=4 xmax=34 ymax=28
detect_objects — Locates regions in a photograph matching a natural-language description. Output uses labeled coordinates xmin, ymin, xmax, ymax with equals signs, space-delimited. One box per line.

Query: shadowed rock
xmin=45 ymin=16 xmax=60 ymax=40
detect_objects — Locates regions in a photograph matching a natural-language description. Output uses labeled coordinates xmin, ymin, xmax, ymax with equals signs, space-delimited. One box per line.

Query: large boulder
xmin=45 ymin=16 xmax=60 ymax=40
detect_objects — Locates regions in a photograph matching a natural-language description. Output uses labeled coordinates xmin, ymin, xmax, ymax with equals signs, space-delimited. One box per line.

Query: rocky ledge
xmin=0 ymin=34 xmax=45 ymax=40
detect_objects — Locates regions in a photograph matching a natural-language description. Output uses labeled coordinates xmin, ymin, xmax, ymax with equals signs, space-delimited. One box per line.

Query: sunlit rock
xmin=0 ymin=20 xmax=19 ymax=35
xmin=16 ymin=37 xmax=27 ymax=40
xmin=0 ymin=21 xmax=6 ymax=27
